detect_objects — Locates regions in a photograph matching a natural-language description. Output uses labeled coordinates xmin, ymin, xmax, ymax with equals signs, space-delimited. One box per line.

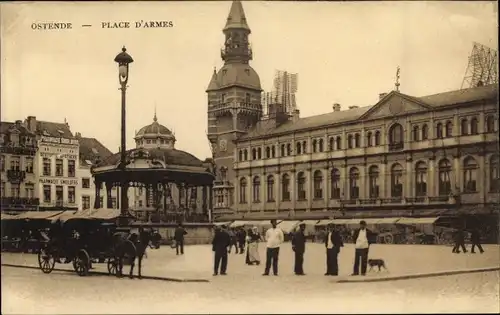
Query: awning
xmin=0 ymin=213 xmax=17 ymax=220
xmin=373 ymin=217 xmax=401 ymax=224
xmin=88 ymin=209 xmax=122 ymax=220
xmin=16 ymin=210 xmax=66 ymax=220
xmin=213 ymin=221 xmax=232 ymax=227
xmin=230 ymin=220 xmax=266 ymax=228
xmin=397 ymin=217 xmax=440 ymax=225
xmin=277 ymin=220 xmax=300 ymax=233
xmin=301 ymin=220 xmax=320 ymax=226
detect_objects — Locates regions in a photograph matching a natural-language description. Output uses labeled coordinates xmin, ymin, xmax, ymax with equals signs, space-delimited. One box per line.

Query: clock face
xmin=389 ymin=100 xmax=403 ymax=115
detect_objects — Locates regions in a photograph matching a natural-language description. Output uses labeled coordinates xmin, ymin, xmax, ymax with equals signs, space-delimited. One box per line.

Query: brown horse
xmin=113 ymin=229 xmax=162 ymax=279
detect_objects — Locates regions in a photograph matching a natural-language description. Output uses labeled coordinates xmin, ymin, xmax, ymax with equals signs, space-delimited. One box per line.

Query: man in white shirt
xmin=263 ymin=219 xmax=284 ymax=276
xmin=351 ymin=220 xmax=373 ymax=276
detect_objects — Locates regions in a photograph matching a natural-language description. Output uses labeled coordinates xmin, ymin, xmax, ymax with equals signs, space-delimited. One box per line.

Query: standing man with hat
xmin=263 ymin=219 xmax=284 ymax=276
xmin=351 ymin=220 xmax=374 ymax=276
xmin=212 ymin=225 xmax=231 ymax=276
xmin=291 ymin=222 xmax=307 ymax=275
xmin=325 ymin=223 xmax=344 ymax=276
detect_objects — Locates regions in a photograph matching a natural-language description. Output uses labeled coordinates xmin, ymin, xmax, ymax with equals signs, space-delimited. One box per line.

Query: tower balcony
xmin=7 ymin=170 xmax=26 ymax=184
xmin=220 ymin=47 xmax=253 ymax=61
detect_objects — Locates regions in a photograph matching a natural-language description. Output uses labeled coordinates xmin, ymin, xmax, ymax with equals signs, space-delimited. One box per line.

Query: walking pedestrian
xmin=212 ymin=225 xmax=230 ymax=276
xmin=292 ymin=222 xmax=307 ymax=275
xmin=325 ymin=223 xmax=343 ymax=276
xmin=262 ymin=219 xmax=284 ymax=276
xmin=174 ymin=222 xmax=187 ymax=255
xmin=351 ymin=220 xmax=374 ymax=276
xmin=228 ymin=228 xmax=238 ymax=254
xmin=452 ymin=227 xmax=467 ymax=254
xmin=470 ymin=228 xmax=484 ymax=254
xmin=237 ymin=227 xmax=247 ymax=254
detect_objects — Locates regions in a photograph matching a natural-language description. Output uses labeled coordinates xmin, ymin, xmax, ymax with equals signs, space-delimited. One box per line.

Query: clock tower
xmin=206 ymin=0 xmax=262 ymax=214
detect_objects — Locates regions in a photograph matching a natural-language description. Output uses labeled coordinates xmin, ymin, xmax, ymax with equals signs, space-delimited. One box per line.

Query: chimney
xmin=75 ymin=132 xmax=81 ymax=138
xmin=379 ymin=93 xmax=388 ymax=100
xmin=26 ymin=116 xmax=36 ymax=132
xmin=332 ymin=103 xmax=341 ymax=112
xmin=348 ymin=105 xmax=359 ymax=110
xmin=15 ymin=120 xmax=22 ymax=127
xmin=292 ymin=109 xmax=300 ymax=123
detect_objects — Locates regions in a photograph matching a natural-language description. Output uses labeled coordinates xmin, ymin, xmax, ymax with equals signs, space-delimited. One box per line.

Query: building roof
xmin=0 ymin=121 xmax=35 ymax=135
xmin=207 ymin=63 xmax=261 ymax=92
xmin=240 ymin=84 xmax=498 ymax=140
xmin=135 ymin=114 xmax=174 ymax=138
xmin=223 ymin=1 xmax=250 ymax=32
xmin=35 ymin=120 xmax=74 ymax=138
xmin=95 ymin=147 xmax=205 ymax=168
xmin=77 ymin=136 xmax=113 ymax=165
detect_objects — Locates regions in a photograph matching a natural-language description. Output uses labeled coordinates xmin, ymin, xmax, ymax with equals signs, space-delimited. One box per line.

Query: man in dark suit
xmin=452 ymin=227 xmax=467 ymax=254
xmin=291 ymin=222 xmax=307 ymax=275
xmin=212 ymin=225 xmax=230 ymax=276
xmin=351 ymin=220 xmax=374 ymax=276
xmin=325 ymin=223 xmax=344 ymax=276
xmin=174 ymin=223 xmax=188 ymax=255
xmin=470 ymin=228 xmax=484 ymax=254
xmin=237 ymin=228 xmax=247 ymax=254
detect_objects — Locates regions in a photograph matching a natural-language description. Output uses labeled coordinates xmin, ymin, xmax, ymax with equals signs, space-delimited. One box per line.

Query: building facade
xmin=208 ymin=1 xmax=500 ymax=221
xmin=0 ymin=120 xmax=38 ymax=212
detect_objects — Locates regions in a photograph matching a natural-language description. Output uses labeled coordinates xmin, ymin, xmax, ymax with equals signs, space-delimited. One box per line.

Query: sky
xmin=1 ymin=1 xmax=497 ymax=160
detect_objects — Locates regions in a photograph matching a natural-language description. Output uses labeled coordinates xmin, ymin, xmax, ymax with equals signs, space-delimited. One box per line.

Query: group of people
xmin=211 ymin=219 xmax=377 ymax=277
xmin=452 ymin=227 xmax=485 ymax=254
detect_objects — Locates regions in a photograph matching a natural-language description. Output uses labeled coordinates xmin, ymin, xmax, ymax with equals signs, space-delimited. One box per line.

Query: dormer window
xmin=43 ymin=130 xmax=50 ymax=136
xmin=57 ymin=129 xmax=64 ymax=135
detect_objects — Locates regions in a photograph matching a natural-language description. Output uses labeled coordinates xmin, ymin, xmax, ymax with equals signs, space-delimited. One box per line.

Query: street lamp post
xmin=114 ymin=46 xmax=134 ymax=226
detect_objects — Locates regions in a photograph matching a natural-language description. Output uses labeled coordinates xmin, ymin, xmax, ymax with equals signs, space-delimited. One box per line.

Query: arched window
xmin=389 ymin=123 xmax=404 ymax=150
xmin=490 ymin=155 xmax=499 ymax=192
xmin=486 ymin=115 xmax=495 ymax=133
xmin=329 ymin=137 xmax=334 ymax=151
xmin=470 ymin=117 xmax=478 ymax=135
xmin=422 ymin=124 xmax=429 ymax=140
xmin=349 ymin=167 xmax=360 ymax=199
xmin=438 ymin=159 xmax=452 ymax=196
xmin=368 ymin=166 xmax=379 ymax=198
xmin=436 ymin=122 xmax=443 ymax=139
xmin=280 ymin=144 xmax=285 ymax=157
xmin=282 ymin=174 xmax=291 ymax=201
xmin=318 ymin=139 xmax=324 ymax=152
xmin=257 ymin=148 xmax=262 ymax=159
xmin=463 ymin=157 xmax=478 ymax=192
xmin=391 ymin=163 xmax=403 ymax=198
xmin=336 ymin=136 xmax=342 ymax=150
xmin=296 ymin=142 xmax=302 ymax=155
xmin=271 ymin=146 xmax=276 ymax=158
xmin=265 ymin=146 xmax=271 ymax=159
xmin=413 ymin=126 xmax=420 ymax=142
xmin=445 ymin=121 xmax=453 ymax=138
xmin=252 ymin=176 xmax=261 ymax=202
xmin=238 ymin=150 xmax=243 ymax=161
xmin=460 ymin=119 xmax=468 ymax=136
xmin=252 ymin=148 xmax=257 ymax=160
xmin=374 ymin=131 xmax=381 ymax=146
xmin=312 ymin=139 xmax=317 ymax=153
xmin=313 ymin=170 xmax=323 ymax=199
xmin=244 ymin=149 xmax=248 ymax=161
xmin=267 ymin=175 xmax=275 ymax=202
xmin=347 ymin=134 xmax=353 ymax=149
xmin=287 ymin=143 xmax=292 ymax=155
xmin=366 ymin=132 xmax=373 ymax=147
xmin=302 ymin=141 xmax=307 ymax=153
xmin=354 ymin=133 xmax=360 ymax=148
xmin=297 ymin=172 xmax=306 ymax=200
xmin=415 ymin=161 xmax=427 ymax=197
xmin=239 ymin=178 xmax=247 ymax=203
xmin=330 ymin=168 xmax=341 ymax=199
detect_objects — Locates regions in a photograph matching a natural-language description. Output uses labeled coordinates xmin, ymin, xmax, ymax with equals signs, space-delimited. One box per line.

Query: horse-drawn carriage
xmin=1 ymin=210 xmax=162 ymax=278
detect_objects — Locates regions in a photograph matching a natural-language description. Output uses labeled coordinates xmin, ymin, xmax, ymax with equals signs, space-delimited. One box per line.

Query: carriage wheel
xmin=73 ymin=249 xmax=90 ymax=277
xmin=107 ymin=258 xmax=118 ymax=275
xmin=38 ymin=247 xmax=55 ymax=274
xmin=384 ymin=234 xmax=394 ymax=244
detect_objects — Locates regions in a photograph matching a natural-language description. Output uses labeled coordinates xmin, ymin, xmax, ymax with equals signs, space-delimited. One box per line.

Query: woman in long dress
xmin=245 ymin=227 xmax=261 ymax=265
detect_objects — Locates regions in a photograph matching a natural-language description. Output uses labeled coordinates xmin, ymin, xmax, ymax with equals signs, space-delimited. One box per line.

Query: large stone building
xmin=207 ymin=1 xmax=499 ymax=221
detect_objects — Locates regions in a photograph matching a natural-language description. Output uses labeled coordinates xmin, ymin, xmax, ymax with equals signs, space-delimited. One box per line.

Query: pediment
xmin=359 ymin=92 xmax=432 ymax=121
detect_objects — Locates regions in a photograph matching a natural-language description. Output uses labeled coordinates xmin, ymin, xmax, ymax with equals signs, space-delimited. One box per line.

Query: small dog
xmin=368 ymin=259 xmax=387 ymax=272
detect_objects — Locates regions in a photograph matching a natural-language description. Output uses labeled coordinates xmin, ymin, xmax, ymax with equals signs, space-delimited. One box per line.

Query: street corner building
xmin=206 ymin=2 xmax=499 ymax=234
xmin=90 ymin=113 xmax=215 ymax=223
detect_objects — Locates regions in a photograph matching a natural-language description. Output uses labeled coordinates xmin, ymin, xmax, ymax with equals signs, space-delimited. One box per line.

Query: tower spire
xmin=394 ymin=66 xmax=401 ymax=92
xmin=224 ymin=1 xmax=250 ymax=32
xmin=153 ymin=104 xmax=158 ymax=122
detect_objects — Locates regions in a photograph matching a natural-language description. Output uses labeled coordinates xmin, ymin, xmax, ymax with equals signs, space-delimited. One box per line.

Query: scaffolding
xmin=262 ymin=70 xmax=298 ymax=119
xmin=461 ymin=42 xmax=498 ymax=89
